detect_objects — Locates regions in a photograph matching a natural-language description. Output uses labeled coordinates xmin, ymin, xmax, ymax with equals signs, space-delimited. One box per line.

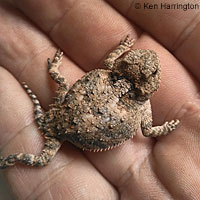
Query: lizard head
xmin=117 ymin=49 xmax=161 ymax=101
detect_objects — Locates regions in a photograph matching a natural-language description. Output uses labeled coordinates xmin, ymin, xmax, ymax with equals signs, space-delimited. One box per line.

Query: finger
xmin=106 ymin=0 xmax=200 ymax=81
xmin=12 ymin=0 xmax=139 ymax=71
xmin=153 ymin=98 xmax=200 ymax=199
xmin=85 ymin=35 xmax=200 ymax=191
xmin=0 ymin=67 xmax=117 ymax=199
xmin=0 ymin=2 xmax=84 ymax=109
xmin=85 ymin=38 xmax=200 ymax=198
xmin=138 ymin=36 xmax=200 ymax=125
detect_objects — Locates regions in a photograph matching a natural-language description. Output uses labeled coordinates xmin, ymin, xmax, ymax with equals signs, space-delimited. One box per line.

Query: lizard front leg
xmin=104 ymin=35 xmax=135 ymax=70
xmin=141 ymin=100 xmax=180 ymax=137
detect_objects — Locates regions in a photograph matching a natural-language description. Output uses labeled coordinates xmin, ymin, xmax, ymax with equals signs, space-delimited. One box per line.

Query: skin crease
xmin=0 ymin=0 xmax=200 ymax=199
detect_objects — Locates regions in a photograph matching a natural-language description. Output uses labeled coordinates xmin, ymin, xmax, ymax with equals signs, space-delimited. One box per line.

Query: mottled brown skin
xmin=0 ymin=36 xmax=179 ymax=169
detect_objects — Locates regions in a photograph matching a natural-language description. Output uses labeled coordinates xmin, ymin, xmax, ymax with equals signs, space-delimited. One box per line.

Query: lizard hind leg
xmin=0 ymin=137 xmax=62 ymax=169
xmin=48 ymin=49 xmax=70 ymax=105
xmin=48 ymin=49 xmax=69 ymax=90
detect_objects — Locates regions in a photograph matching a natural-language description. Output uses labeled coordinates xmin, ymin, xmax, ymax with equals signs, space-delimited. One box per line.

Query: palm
xmin=0 ymin=0 xmax=199 ymax=199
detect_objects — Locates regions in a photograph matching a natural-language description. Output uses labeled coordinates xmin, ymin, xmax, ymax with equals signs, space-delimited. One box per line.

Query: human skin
xmin=0 ymin=0 xmax=200 ymax=199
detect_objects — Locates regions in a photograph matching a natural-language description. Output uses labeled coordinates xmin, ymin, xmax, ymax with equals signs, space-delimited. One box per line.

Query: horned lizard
xmin=0 ymin=35 xmax=179 ymax=169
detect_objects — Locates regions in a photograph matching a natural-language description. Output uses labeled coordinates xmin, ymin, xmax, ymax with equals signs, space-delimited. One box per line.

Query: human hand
xmin=0 ymin=0 xmax=199 ymax=199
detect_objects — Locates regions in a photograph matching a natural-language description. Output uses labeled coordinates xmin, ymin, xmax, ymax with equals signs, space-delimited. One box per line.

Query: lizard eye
xmin=152 ymin=69 xmax=158 ymax=75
